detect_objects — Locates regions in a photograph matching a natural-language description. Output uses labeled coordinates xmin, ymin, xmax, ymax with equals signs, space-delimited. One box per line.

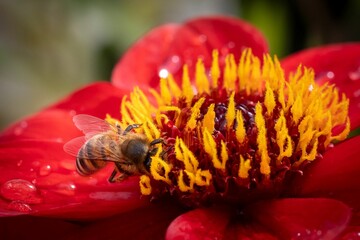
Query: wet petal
xmin=64 ymin=202 xmax=183 ymax=240
xmin=0 ymin=82 xmax=126 ymax=142
xmin=292 ymin=135 xmax=360 ymax=211
xmin=246 ymin=198 xmax=351 ymax=239
xmin=0 ymin=82 xmax=148 ymax=218
xmin=112 ymin=16 xmax=268 ymax=91
xmin=165 ymin=207 xmax=230 ymax=240
xmin=281 ymin=43 xmax=360 ymax=129
xmin=0 ymin=140 xmax=147 ymax=219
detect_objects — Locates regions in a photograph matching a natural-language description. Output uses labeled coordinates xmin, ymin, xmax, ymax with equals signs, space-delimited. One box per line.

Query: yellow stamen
xmin=167 ymin=74 xmax=182 ymax=99
xmin=264 ymin=81 xmax=276 ymax=115
xmin=274 ymin=111 xmax=293 ymax=163
xmin=175 ymin=137 xmax=199 ymax=173
xmin=211 ymin=49 xmax=220 ymax=88
xmin=182 ymin=65 xmax=194 ymax=103
xmin=203 ymin=128 xmax=222 ymax=170
xmin=255 ymin=103 xmax=270 ymax=175
xmin=235 ymin=110 xmax=246 ymax=144
xmin=139 ymin=175 xmax=152 ymax=195
xmin=225 ymin=92 xmax=236 ymax=131
xmin=195 ymin=59 xmax=210 ymax=94
xmin=202 ymin=103 xmax=215 ymax=133
xmin=150 ymin=155 xmax=171 ymax=184
xmin=223 ymin=54 xmax=237 ymax=91
xmin=160 ymin=78 xmax=172 ymax=105
xmin=238 ymin=155 xmax=251 ymax=179
xmin=185 ymin=97 xmax=205 ymax=131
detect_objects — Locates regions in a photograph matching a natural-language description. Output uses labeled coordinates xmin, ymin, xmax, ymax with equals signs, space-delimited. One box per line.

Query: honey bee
xmin=64 ymin=114 xmax=163 ymax=182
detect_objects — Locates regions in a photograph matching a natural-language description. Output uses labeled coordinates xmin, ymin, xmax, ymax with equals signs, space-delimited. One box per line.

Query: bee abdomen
xmin=76 ymin=136 xmax=110 ymax=175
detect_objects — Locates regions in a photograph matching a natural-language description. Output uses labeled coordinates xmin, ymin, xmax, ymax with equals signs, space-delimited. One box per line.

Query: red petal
xmin=292 ymin=135 xmax=360 ymax=211
xmin=246 ymin=198 xmax=351 ymax=239
xmin=0 ymin=82 xmax=148 ymax=218
xmin=112 ymin=16 xmax=268 ymax=91
xmin=226 ymin=223 xmax=278 ymax=240
xmin=63 ymin=202 xmax=183 ymax=240
xmin=0 ymin=82 xmax=126 ymax=142
xmin=281 ymin=43 xmax=360 ymax=129
xmin=165 ymin=207 xmax=230 ymax=240
xmin=339 ymin=226 xmax=360 ymax=239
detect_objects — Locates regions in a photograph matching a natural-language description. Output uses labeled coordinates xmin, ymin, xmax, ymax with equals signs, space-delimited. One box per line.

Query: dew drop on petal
xmin=39 ymin=165 xmax=52 ymax=176
xmin=7 ymin=201 xmax=32 ymax=213
xmin=53 ymin=182 xmax=76 ymax=196
xmin=227 ymin=41 xmax=235 ymax=49
xmin=60 ymin=161 xmax=76 ymax=171
xmin=0 ymin=179 xmax=43 ymax=204
xmin=158 ymin=55 xmax=182 ymax=78
xmin=17 ymin=160 xmax=23 ymax=167
xmin=69 ymin=110 xmax=77 ymax=116
xmin=198 ymin=34 xmax=207 ymax=44
xmin=349 ymin=67 xmax=360 ymax=81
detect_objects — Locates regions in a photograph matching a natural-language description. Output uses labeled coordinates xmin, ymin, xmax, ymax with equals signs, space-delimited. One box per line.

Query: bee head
xmin=121 ymin=138 xmax=149 ymax=164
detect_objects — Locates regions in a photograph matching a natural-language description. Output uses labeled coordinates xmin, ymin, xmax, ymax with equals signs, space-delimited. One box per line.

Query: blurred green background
xmin=0 ymin=0 xmax=359 ymax=129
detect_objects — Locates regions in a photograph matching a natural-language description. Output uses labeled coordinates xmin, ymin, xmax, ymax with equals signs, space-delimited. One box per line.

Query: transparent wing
xmin=73 ymin=114 xmax=119 ymax=139
xmin=63 ymin=135 xmax=127 ymax=163
xmin=63 ymin=137 xmax=87 ymax=157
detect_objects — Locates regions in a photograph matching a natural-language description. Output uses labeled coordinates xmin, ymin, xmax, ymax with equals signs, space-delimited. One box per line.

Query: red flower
xmin=0 ymin=16 xmax=360 ymax=239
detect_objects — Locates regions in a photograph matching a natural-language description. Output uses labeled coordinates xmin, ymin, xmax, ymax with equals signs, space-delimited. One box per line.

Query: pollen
xmin=117 ymin=48 xmax=350 ymax=206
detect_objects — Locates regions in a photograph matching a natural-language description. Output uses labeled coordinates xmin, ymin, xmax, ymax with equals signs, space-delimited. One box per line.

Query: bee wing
xmin=63 ymin=136 xmax=126 ymax=163
xmin=63 ymin=137 xmax=87 ymax=157
xmin=73 ymin=114 xmax=119 ymax=139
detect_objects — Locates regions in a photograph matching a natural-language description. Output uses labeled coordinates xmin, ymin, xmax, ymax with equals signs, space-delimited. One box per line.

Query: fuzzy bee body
xmin=64 ymin=114 xmax=162 ymax=182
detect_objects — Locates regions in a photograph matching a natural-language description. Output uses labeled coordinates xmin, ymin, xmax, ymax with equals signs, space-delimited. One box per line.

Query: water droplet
xmin=1 ymin=179 xmax=43 ymax=204
xmin=353 ymin=89 xmax=360 ymax=98
xmin=326 ymin=71 xmax=334 ymax=79
xmin=316 ymin=230 xmax=322 ymax=236
xmin=7 ymin=201 xmax=32 ymax=213
xmin=53 ymin=182 xmax=76 ymax=196
xmin=158 ymin=55 xmax=182 ymax=78
xmin=227 ymin=41 xmax=235 ymax=49
xmin=17 ymin=160 xmax=23 ymax=167
xmin=158 ymin=69 xmax=169 ymax=78
xmin=39 ymin=165 xmax=52 ymax=176
xmin=69 ymin=110 xmax=77 ymax=116
xmin=13 ymin=121 xmax=28 ymax=136
xmin=198 ymin=34 xmax=207 ymax=43
xmin=349 ymin=67 xmax=360 ymax=81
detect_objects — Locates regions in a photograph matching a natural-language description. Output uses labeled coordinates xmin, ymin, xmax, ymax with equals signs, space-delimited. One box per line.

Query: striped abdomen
xmin=76 ymin=133 xmax=119 ymax=175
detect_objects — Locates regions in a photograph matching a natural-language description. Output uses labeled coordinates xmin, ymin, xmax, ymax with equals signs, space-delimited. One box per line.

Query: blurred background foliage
xmin=0 ymin=0 xmax=359 ymax=129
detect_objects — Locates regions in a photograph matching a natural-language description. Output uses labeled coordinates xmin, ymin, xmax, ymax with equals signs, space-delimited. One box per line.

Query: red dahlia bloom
xmin=0 ymin=16 xmax=360 ymax=239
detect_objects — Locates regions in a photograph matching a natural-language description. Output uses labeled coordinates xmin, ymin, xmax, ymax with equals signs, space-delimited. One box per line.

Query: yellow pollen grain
xmin=195 ymin=59 xmax=210 ymax=94
xmin=182 ymin=65 xmax=194 ymax=104
xmin=186 ymin=97 xmax=205 ymax=131
xmin=211 ymin=49 xmax=220 ymax=88
xmin=235 ymin=110 xmax=246 ymax=144
xmin=139 ymin=175 xmax=152 ymax=195
xmin=202 ymin=103 xmax=215 ymax=133
xmin=238 ymin=155 xmax=251 ymax=179
xmin=225 ymin=92 xmax=236 ymax=131
xmin=264 ymin=81 xmax=276 ymax=115
xmin=255 ymin=103 xmax=270 ymax=175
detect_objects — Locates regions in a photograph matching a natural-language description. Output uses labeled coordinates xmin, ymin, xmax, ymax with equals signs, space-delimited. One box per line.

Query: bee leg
xmin=149 ymin=138 xmax=164 ymax=146
xmin=123 ymin=123 xmax=142 ymax=135
xmin=108 ymin=169 xmax=118 ymax=183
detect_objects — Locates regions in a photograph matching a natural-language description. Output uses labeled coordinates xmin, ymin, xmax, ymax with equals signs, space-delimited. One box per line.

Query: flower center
xmin=108 ymin=49 xmax=350 ymax=207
